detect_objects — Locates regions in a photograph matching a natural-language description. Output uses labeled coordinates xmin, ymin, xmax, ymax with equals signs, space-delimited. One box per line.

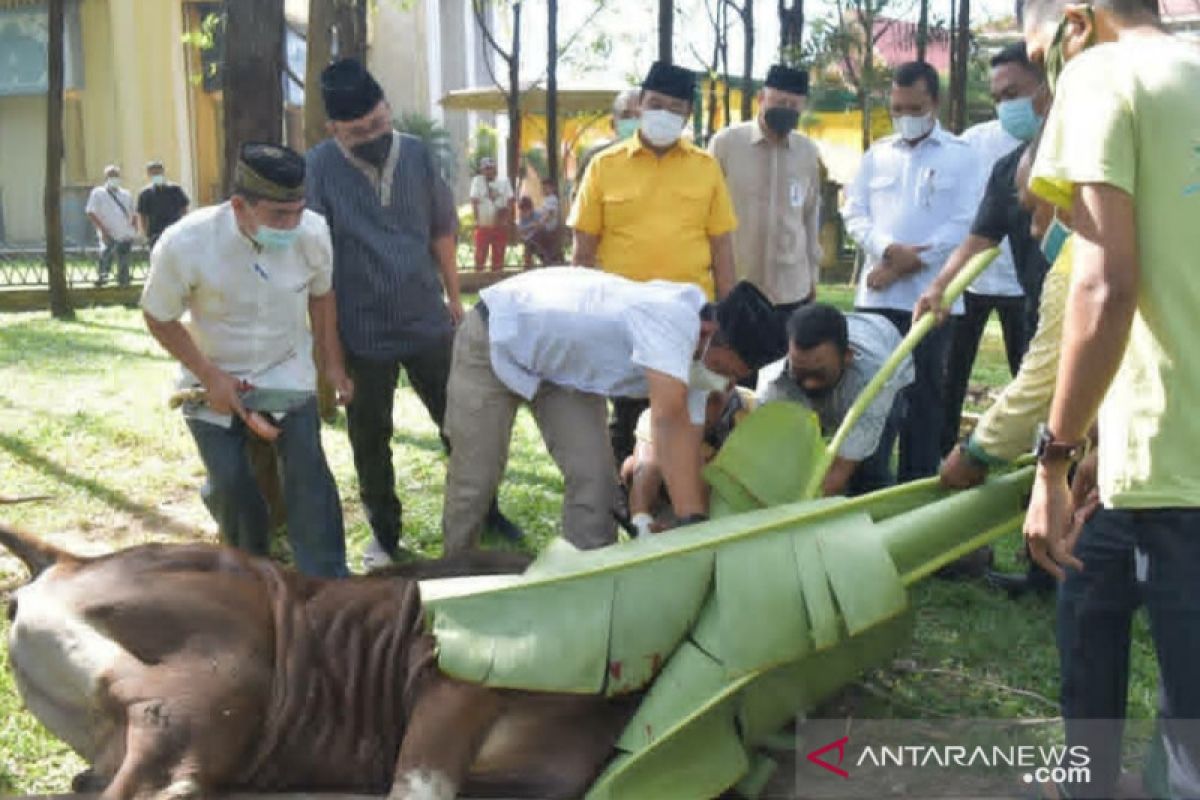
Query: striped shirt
xmin=306 ymin=132 xmax=458 ymax=360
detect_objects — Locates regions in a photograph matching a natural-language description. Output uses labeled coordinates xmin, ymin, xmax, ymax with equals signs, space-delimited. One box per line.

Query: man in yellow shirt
xmin=1017 ymin=0 xmax=1200 ymax=796
xmin=569 ymin=60 xmax=738 ymax=465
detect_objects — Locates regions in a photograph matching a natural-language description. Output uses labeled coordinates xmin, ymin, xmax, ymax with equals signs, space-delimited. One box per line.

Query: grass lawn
xmin=0 ymin=288 xmax=1159 ymax=795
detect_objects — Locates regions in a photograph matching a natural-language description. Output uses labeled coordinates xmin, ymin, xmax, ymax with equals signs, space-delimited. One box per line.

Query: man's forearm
xmin=652 ymin=410 xmax=706 ymax=517
xmin=573 ymin=230 xmax=599 ymax=267
xmin=308 ymin=291 xmax=347 ymax=379
xmin=432 ymin=234 xmax=461 ymax=304
xmin=143 ymin=313 xmax=217 ymax=382
xmin=821 ymin=457 xmax=859 ymax=497
xmin=87 ymin=213 xmax=110 ymax=240
xmin=710 ymin=233 xmax=735 ymax=299
xmin=933 ymin=234 xmax=997 ymax=289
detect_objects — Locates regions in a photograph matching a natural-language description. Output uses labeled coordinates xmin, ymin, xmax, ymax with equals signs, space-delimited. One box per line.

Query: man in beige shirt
xmin=709 ymin=64 xmax=823 ymax=317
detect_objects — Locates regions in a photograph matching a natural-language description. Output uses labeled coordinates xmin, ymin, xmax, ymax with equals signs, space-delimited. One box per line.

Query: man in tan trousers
xmin=442 ymin=267 xmax=786 ymax=553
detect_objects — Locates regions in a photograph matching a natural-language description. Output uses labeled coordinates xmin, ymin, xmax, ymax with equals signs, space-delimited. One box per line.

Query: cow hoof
xmin=160 ymin=777 xmax=202 ymax=800
xmin=388 ymin=769 xmax=455 ymax=800
xmin=72 ymin=768 xmax=108 ymax=793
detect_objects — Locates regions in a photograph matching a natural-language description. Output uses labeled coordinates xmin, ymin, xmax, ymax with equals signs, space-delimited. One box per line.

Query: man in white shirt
xmin=141 ymin=143 xmax=354 ymax=578
xmin=441 ymin=269 xmax=787 ymax=554
xmin=469 ymin=157 xmax=513 ymax=272
xmin=842 ymin=61 xmax=979 ymax=483
xmin=85 ymin=164 xmax=137 ymax=288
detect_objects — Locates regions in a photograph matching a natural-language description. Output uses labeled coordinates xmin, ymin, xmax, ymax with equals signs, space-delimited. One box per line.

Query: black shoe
xmin=485 ymin=503 xmax=525 ymax=543
xmin=934 ymin=545 xmax=994 ymax=581
xmin=985 ymin=569 xmax=1056 ymax=599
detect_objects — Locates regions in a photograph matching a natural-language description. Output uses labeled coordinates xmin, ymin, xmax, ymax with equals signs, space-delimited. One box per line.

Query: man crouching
xmin=441 ymin=268 xmax=786 ymax=554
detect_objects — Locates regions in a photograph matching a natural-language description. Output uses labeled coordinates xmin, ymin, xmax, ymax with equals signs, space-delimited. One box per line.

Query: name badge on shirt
xmin=789 ymin=180 xmax=804 ymax=208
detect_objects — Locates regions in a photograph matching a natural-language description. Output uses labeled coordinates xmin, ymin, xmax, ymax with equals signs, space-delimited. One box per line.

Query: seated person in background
xmin=516 ymin=196 xmax=541 ymax=267
xmin=758 ymin=303 xmax=914 ymax=496
xmin=620 ymin=385 xmax=757 ymax=535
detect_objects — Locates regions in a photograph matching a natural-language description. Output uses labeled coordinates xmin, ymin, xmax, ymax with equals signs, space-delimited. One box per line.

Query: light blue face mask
xmin=1041 ymin=216 xmax=1072 ymax=264
xmin=253 ymin=225 xmax=299 ymax=251
xmin=997 ymin=96 xmax=1043 ymax=142
xmin=615 ymin=117 xmax=640 ymax=140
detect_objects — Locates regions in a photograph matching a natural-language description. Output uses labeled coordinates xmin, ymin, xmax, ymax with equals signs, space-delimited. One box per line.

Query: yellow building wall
xmin=0 ymin=95 xmax=48 ymax=242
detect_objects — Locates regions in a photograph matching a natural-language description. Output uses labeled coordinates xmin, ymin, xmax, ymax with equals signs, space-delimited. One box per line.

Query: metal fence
xmin=0 ymin=246 xmax=150 ymax=288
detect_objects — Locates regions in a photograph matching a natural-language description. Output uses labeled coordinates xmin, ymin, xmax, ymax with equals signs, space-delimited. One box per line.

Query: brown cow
xmin=0 ymin=523 xmax=638 ymax=800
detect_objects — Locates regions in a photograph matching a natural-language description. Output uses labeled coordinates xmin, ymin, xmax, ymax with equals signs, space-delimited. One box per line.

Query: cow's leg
xmin=389 ymin=677 xmax=503 ymax=800
xmin=99 ymin=699 xmax=188 ymax=800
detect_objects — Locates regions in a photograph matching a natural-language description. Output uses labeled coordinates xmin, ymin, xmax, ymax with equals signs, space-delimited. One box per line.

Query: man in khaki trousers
xmin=442 ymin=267 xmax=786 ymax=554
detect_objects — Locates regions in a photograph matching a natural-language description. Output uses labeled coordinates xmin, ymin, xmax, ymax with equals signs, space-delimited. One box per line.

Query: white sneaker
xmin=360 ymin=538 xmax=394 ymax=573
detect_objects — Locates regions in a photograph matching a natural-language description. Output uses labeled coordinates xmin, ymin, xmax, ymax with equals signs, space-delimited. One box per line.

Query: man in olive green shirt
xmin=1019 ymin=0 xmax=1200 ymax=796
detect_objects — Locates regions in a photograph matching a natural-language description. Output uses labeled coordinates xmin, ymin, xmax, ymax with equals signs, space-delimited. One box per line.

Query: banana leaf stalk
xmin=802 ymin=248 xmax=1001 ymax=498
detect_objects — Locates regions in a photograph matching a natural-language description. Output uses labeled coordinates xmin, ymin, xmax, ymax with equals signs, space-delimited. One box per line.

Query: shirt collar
xmin=223 ymin=201 xmax=262 ymax=253
xmin=750 ymin=120 xmax=791 ymax=148
xmin=625 ymin=133 xmax=695 ymax=159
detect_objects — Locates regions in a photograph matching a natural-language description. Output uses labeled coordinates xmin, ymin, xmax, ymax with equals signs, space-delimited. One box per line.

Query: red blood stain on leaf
xmin=609 ymin=660 xmax=623 ymax=680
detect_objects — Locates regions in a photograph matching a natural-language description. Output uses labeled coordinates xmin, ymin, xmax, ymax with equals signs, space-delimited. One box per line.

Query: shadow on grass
xmin=66 ymin=317 xmax=148 ymax=335
xmin=389 ymin=429 xmax=563 ymax=492
xmin=0 ymin=431 xmax=208 ymax=539
xmin=0 ymin=323 xmax=169 ymax=370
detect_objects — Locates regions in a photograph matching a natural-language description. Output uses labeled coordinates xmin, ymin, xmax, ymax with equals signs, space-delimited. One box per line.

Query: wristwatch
xmin=1033 ymin=423 xmax=1088 ymax=465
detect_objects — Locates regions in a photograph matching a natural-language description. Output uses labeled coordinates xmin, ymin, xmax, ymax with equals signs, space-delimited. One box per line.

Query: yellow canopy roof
xmin=440 ymin=84 xmax=626 ymax=116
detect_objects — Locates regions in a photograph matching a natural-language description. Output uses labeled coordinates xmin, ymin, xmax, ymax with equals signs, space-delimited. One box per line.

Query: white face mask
xmin=892 ymin=112 xmax=935 ymax=142
xmin=688 ymin=358 xmax=730 ymax=394
xmin=105 ymin=177 xmax=121 ymax=190
xmin=639 ymin=108 xmax=686 ymax=148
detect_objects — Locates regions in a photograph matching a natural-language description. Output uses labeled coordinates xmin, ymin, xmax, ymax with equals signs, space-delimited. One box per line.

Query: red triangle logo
xmin=807 ymin=735 xmax=851 ymax=779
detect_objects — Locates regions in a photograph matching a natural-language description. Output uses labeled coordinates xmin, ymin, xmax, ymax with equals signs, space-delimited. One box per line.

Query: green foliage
xmin=394 ymin=110 xmax=458 ymax=182
xmin=468 ymin=123 xmax=499 ymax=174
xmin=522 ymin=147 xmax=549 ymax=181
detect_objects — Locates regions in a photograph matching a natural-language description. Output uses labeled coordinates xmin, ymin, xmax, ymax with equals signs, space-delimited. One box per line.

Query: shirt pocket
xmin=602 ymin=190 xmax=641 ymax=229
xmin=669 ymin=185 xmax=712 ymax=222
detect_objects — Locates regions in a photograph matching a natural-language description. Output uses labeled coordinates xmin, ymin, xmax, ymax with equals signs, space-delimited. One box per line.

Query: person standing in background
xmin=86 ymin=164 xmax=137 ymax=287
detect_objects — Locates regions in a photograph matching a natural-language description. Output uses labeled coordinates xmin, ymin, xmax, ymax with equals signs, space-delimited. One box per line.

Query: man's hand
xmin=913 ymin=279 xmax=951 ymax=325
xmin=1069 ymin=449 xmax=1100 ymax=537
xmin=199 ymin=366 xmax=247 ymax=419
xmin=939 ymin=445 xmax=988 ymax=489
xmin=865 ymin=264 xmax=900 ymax=290
xmin=328 ymin=368 xmax=355 ymax=406
xmin=884 ymin=243 xmax=931 ymax=275
xmin=447 ymin=298 xmax=465 ymax=326
xmin=1024 ymin=463 xmax=1084 ymax=581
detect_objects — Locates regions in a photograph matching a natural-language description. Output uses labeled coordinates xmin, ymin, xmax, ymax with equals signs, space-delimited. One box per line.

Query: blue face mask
xmin=253 ymin=225 xmax=299 ymax=251
xmin=615 ymin=117 xmax=640 ymax=140
xmin=1041 ymin=216 xmax=1072 ymax=264
xmin=997 ymin=96 xmax=1043 ymax=142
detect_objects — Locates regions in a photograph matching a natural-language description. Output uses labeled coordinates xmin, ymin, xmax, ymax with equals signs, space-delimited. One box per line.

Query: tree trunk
xmin=917 ymin=0 xmax=929 ymax=62
xmin=719 ymin=0 xmax=731 ymax=131
xmin=222 ymin=0 xmax=287 ymax=528
xmin=332 ymin=0 xmax=367 ymax=62
xmin=658 ymin=0 xmax=674 ymax=63
xmin=740 ymin=0 xmax=755 ymax=122
xmin=546 ymin=0 xmax=559 ymax=192
xmin=950 ymin=0 xmax=969 ymax=132
xmin=861 ymin=18 xmax=874 ymax=153
xmin=778 ymin=0 xmax=805 ymax=65
xmin=506 ymin=1 xmax=522 ymax=196
xmin=305 ymin=0 xmax=334 ymax=150
xmin=222 ymin=0 xmax=285 ymax=195
xmin=44 ymin=0 xmax=72 ymax=320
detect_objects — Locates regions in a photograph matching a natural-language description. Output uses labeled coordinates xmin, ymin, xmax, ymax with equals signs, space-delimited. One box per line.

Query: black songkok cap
xmin=765 ymin=64 xmax=809 ymax=96
xmin=234 ymin=142 xmax=306 ymax=202
xmin=716 ymin=281 xmax=788 ymax=371
xmin=641 ymin=61 xmax=696 ymax=103
xmin=320 ymin=58 xmax=385 ymax=121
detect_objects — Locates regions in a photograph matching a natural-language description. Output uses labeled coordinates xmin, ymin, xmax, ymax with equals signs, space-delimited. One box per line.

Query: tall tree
xmin=778 ymin=0 xmax=805 ymax=65
xmin=332 ymin=0 xmax=368 ymax=62
xmin=948 ymin=0 xmax=970 ymax=131
xmin=809 ymin=0 xmax=898 ymax=150
xmin=44 ymin=0 xmax=71 ymax=320
xmin=222 ymin=0 xmax=285 ymax=194
xmin=473 ymin=0 xmax=522 ymax=192
xmin=658 ymin=0 xmax=674 ymax=63
xmin=546 ymin=0 xmax=559 ymax=191
xmin=731 ymin=0 xmax=755 ymax=121
xmin=916 ymin=0 xmax=929 ymax=61
xmin=305 ymin=0 xmax=335 ymax=151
